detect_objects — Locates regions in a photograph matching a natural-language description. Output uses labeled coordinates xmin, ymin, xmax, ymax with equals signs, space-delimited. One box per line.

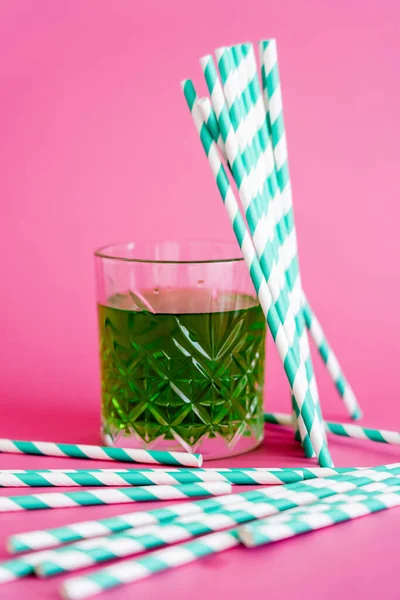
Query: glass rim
xmin=94 ymin=241 xmax=245 ymax=265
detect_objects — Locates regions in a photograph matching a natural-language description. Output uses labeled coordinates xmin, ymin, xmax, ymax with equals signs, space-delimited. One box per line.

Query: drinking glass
xmin=95 ymin=241 xmax=267 ymax=460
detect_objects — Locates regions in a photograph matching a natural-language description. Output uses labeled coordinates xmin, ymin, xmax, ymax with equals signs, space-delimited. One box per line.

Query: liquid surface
xmin=98 ymin=288 xmax=266 ymax=454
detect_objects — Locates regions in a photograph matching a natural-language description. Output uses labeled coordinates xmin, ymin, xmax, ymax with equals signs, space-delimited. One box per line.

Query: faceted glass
xmin=95 ymin=241 xmax=267 ymax=459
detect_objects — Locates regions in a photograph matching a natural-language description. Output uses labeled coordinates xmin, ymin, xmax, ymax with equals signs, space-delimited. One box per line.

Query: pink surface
xmin=1 ymin=0 xmax=400 ymax=598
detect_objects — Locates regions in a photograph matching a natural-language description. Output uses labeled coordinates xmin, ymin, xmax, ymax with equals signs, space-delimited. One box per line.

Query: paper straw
xmin=0 ymin=482 xmax=231 ymax=513
xmin=0 ymin=467 xmax=349 ymax=488
xmin=0 ymin=548 xmax=57 ymax=584
xmin=4 ymin=467 xmax=400 ymax=584
xmin=35 ymin=478 xmax=400 ymax=578
xmin=239 ymin=492 xmax=400 ymax=547
xmin=264 ymin=411 xmax=400 ymax=445
xmin=0 ymin=439 xmax=202 ymax=467
xmin=200 ymin=51 xmax=330 ymax=464
xmin=59 ymin=489 xmax=400 ymax=599
xmin=193 ymin=91 xmax=361 ymax=422
xmin=228 ymin=43 xmax=323 ymax=445
xmin=9 ymin=463 xmax=400 ymax=554
xmin=184 ymin=68 xmax=330 ymax=466
xmin=0 ymin=470 xmax=303 ymax=488
xmin=60 ymin=531 xmax=240 ymax=600
xmin=212 ymin=47 xmax=311 ymax=410
xmin=259 ymin=38 xmax=361 ymax=420
xmin=301 ymin=295 xmax=362 ymax=419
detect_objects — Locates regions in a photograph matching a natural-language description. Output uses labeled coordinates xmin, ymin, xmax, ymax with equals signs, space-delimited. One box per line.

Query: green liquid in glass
xmin=98 ymin=288 xmax=266 ymax=454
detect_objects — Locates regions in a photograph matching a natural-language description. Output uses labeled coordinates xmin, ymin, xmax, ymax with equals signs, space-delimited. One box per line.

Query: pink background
xmin=1 ymin=0 xmax=400 ymax=598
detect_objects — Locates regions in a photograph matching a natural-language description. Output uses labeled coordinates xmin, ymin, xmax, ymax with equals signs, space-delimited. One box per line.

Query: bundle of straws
xmin=1 ymin=462 xmax=400 ymax=598
xmin=182 ymin=39 xmax=365 ymax=468
xmin=0 ymin=38 xmax=399 ymax=598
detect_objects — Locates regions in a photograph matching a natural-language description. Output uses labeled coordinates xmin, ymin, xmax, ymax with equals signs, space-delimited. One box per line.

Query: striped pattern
xmin=0 ymin=482 xmax=231 ymax=513
xmin=0 ymin=548 xmax=55 ymax=584
xmin=8 ymin=464 xmax=400 ymax=553
xmin=60 ymin=531 xmax=240 ymax=600
xmin=207 ymin=46 xmax=321 ymax=460
xmin=183 ymin=65 xmax=331 ymax=466
xmin=60 ymin=489 xmax=400 ymax=599
xmin=194 ymin=91 xmax=361 ymax=422
xmin=259 ymin=38 xmax=361 ymax=420
xmin=0 ymin=439 xmax=202 ymax=467
xmin=239 ymin=492 xmax=400 ymax=547
xmin=264 ymin=412 xmax=400 ymax=445
xmin=35 ymin=477 xmax=400 ymax=577
xmin=0 ymin=469 xmax=303 ymax=487
xmin=231 ymin=43 xmax=322 ymax=444
xmin=0 ymin=467 xmax=361 ymax=488
xmin=302 ymin=295 xmax=362 ymax=419
xmin=4 ymin=467 xmax=400 ymax=583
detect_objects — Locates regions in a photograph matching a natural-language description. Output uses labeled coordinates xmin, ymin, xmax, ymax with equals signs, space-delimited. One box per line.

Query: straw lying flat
xmin=8 ymin=464 xmax=400 ymax=553
xmin=0 ymin=439 xmax=202 ymax=467
xmin=264 ymin=412 xmax=400 ymax=445
xmin=60 ymin=488 xmax=400 ymax=600
xmin=0 ymin=482 xmax=231 ymax=513
xmin=35 ymin=476 xmax=400 ymax=578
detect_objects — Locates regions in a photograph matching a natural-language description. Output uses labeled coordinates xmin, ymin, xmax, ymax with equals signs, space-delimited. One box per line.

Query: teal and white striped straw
xmin=34 ymin=473 xmax=400 ymax=578
xmin=0 ymin=468 xmax=308 ymax=488
xmin=264 ymin=411 xmax=400 ymax=445
xmin=60 ymin=531 xmax=240 ymax=600
xmin=1 ymin=466 xmax=364 ymax=488
xmin=8 ymin=464 xmax=400 ymax=554
xmin=239 ymin=492 xmax=400 ymax=547
xmin=60 ymin=489 xmax=400 ymax=599
xmin=0 ymin=482 xmax=231 ymax=513
xmin=222 ymin=43 xmax=323 ymax=445
xmin=183 ymin=74 xmax=331 ymax=466
xmin=0 ymin=438 xmax=202 ymax=467
xmin=259 ymin=38 xmax=361 ymax=420
xmin=194 ymin=90 xmax=361 ymax=422
xmin=200 ymin=48 xmax=326 ymax=458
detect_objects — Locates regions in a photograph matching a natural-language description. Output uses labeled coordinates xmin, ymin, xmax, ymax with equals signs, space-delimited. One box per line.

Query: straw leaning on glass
xmin=182 ymin=77 xmax=330 ymax=466
xmin=186 ymin=39 xmax=361 ymax=424
xmin=259 ymin=39 xmax=361 ymax=421
xmin=200 ymin=49 xmax=326 ymax=461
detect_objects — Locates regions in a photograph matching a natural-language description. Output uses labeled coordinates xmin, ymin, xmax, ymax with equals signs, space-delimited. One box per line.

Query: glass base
xmin=101 ymin=424 xmax=263 ymax=461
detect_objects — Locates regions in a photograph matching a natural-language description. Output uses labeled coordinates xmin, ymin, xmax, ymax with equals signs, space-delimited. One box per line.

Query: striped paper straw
xmin=301 ymin=294 xmax=361 ymax=418
xmin=59 ymin=489 xmax=400 ymax=600
xmin=259 ymin=38 xmax=361 ymax=420
xmin=9 ymin=464 xmax=400 ymax=554
xmin=239 ymin=492 xmax=400 ymax=547
xmin=35 ymin=478 xmax=400 ymax=578
xmin=0 ymin=467 xmax=355 ymax=488
xmin=200 ymin=50 xmax=329 ymax=463
xmin=228 ymin=43 xmax=323 ymax=445
xmin=0 ymin=470 xmax=304 ymax=488
xmin=185 ymin=66 xmax=330 ymax=466
xmin=192 ymin=90 xmax=360 ymax=422
xmin=0 ymin=548 xmax=57 ymax=584
xmin=0 ymin=482 xmax=231 ymax=513
xmin=0 ymin=439 xmax=202 ymax=467
xmin=5 ymin=467 xmax=400 ymax=583
xmin=264 ymin=412 xmax=400 ymax=445
xmin=60 ymin=531 xmax=240 ymax=600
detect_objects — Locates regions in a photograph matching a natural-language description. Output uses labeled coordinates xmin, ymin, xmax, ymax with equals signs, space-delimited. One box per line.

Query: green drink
xmin=98 ymin=288 xmax=266 ymax=458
